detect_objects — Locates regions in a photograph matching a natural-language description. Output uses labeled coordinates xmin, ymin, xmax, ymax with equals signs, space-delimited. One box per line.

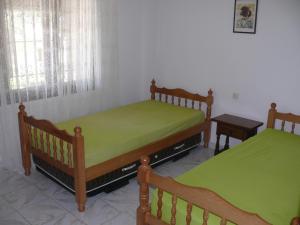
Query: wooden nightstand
xmin=212 ymin=114 xmax=263 ymax=155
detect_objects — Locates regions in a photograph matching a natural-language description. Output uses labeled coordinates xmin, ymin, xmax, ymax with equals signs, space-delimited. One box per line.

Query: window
xmin=0 ymin=0 xmax=99 ymax=105
xmin=7 ymin=2 xmax=45 ymax=90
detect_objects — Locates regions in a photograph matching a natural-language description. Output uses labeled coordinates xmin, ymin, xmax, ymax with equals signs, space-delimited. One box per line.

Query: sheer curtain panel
xmin=0 ymin=0 xmax=101 ymax=105
xmin=0 ymin=0 xmax=119 ymax=171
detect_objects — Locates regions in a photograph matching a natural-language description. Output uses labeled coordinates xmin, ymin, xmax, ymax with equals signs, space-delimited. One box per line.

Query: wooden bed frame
xmin=18 ymin=79 xmax=213 ymax=212
xmin=137 ymin=102 xmax=300 ymax=225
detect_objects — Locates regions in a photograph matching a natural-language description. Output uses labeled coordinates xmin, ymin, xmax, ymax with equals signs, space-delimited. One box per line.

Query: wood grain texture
xmin=73 ymin=127 xmax=86 ymax=212
xmin=291 ymin=217 xmax=300 ymax=225
xmin=18 ymin=103 xmax=31 ymax=176
xmin=136 ymin=103 xmax=300 ymax=225
xmin=18 ymin=80 xmax=213 ymax=212
xmin=267 ymin=103 xmax=300 ymax=130
xmin=137 ymin=156 xmax=271 ymax=225
xmin=86 ymin=122 xmax=209 ymax=181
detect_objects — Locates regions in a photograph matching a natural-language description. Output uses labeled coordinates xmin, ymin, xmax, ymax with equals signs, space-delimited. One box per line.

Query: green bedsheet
xmin=151 ymin=129 xmax=300 ymax=225
xmin=56 ymin=100 xmax=204 ymax=168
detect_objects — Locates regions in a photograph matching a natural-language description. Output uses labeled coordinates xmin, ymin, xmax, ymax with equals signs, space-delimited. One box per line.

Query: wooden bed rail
xmin=267 ymin=103 xmax=300 ymax=134
xmin=18 ymin=103 xmax=86 ymax=211
xmin=150 ymin=79 xmax=213 ymax=148
xmin=137 ymin=156 xmax=271 ymax=225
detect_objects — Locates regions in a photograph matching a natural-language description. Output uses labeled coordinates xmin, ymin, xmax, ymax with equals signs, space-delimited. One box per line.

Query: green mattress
xmin=56 ymin=100 xmax=205 ymax=168
xmin=151 ymin=128 xmax=300 ymax=225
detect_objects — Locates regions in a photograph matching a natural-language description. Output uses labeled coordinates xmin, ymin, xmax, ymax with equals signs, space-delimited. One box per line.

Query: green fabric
xmin=151 ymin=129 xmax=300 ymax=225
xmin=56 ymin=100 xmax=204 ymax=168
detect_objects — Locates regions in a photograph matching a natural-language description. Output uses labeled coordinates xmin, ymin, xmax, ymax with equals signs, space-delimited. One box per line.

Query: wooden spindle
xmin=27 ymin=125 xmax=32 ymax=149
xmin=178 ymin=98 xmax=181 ymax=106
xmin=67 ymin=143 xmax=72 ymax=167
xmin=281 ymin=120 xmax=286 ymax=131
xmin=159 ymin=93 xmax=162 ymax=101
xmin=202 ymin=209 xmax=209 ymax=225
xmin=186 ymin=202 xmax=192 ymax=225
xmin=220 ymin=217 xmax=227 ymax=225
xmin=292 ymin=123 xmax=296 ymax=134
xmin=170 ymin=194 xmax=177 ymax=225
xmin=185 ymin=99 xmax=188 ymax=108
xmin=192 ymin=101 xmax=195 ymax=109
xmin=46 ymin=133 xmax=50 ymax=155
xmin=165 ymin=95 xmax=168 ymax=103
xmin=157 ymin=189 xmax=163 ymax=219
xmin=172 ymin=96 xmax=174 ymax=105
xmin=52 ymin=136 xmax=57 ymax=159
xmin=40 ymin=130 xmax=44 ymax=152
xmin=34 ymin=127 xmax=38 ymax=149
xmin=59 ymin=139 xmax=64 ymax=164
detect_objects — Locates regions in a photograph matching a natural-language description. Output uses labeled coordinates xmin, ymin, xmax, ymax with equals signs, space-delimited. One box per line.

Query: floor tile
xmin=0 ymin=146 xmax=213 ymax=225
xmin=51 ymin=187 xmax=103 ymax=213
xmin=101 ymin=212 xmax=135 ymax=225
xmin=0 ymin=197 xmax=16 ymax=218
xmin=3 ymin=185 xmax=49 ymax=210
xmin=45 ymin=212 xmax=86 ymax=225
xmin=101 ymin=179 xmax=139 ymax=217
xmin=0 ymin=211 xmax=30 ymax=225
xmin=0 ymin=171 xmax=30 ymax=196
xmin=74 ymin=199 xmax=119 ymax=225
xmin=18 ymin=198 xmax=69 ymax=225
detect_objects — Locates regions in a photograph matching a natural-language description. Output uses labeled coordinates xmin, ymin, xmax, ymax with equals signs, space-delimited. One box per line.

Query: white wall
xmin=118 ymin=0 xmax=159 ymax=104
xmin=142 ymin=0 xmax=300 ymax=145
xmin=118 ymin=0 xmax=144 ymax=104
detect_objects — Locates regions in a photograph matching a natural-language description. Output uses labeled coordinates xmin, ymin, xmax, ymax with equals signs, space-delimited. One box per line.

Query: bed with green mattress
xmin=55 ymin=100 xmax=205 ymax=168
xmin=20 ymin=80 xmax=213 ymax=211
xmin=150 ymin=128 xmax=300 ymax=225
xmin=136 ymin=103 xmax=300 ymax=225
xmin=31 ymin=99 xmax=206 ymax=195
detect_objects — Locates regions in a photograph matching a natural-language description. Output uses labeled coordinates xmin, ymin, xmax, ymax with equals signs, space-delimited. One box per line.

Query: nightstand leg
xmin=214 ymin=134 xmax=220 ymax=155
xmin=224 ymin=135 xmax=230 ymax=150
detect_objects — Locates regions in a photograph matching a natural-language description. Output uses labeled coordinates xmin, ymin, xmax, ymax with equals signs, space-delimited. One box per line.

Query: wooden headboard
xmin=267 ymin=103 xmax=300 ymax=134
xmin=150 ymin=79 xmax=213 ymax=121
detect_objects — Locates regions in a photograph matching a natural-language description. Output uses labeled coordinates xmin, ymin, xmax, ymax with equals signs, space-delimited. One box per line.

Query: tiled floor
xmin=0 ymin=147 xmax=214 ymax=225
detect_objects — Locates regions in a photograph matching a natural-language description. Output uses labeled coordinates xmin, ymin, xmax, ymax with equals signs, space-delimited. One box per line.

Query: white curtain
xmin=0 ymin=0 xmax=119 ymax=171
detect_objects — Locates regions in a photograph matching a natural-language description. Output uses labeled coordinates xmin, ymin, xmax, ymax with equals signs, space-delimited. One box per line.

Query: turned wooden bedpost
xmin=18 ymin=103 xmax=31 ymax=176
xmin=137 ymin=156 xmax=151 ymax=225
xmin=204 ymin=89 xmax=213 ymax=148
xmin=291 ymin=217 xmax=300 ymax=225
xmin=267 ymin=103 xmax=277 ymax=129
xmin=150 ymin=79 xmax=156 ymax=100
xmin=73 ymin=127 xmax=86 ymax=212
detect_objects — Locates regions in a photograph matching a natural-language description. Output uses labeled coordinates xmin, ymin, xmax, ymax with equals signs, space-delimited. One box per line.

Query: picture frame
xmin=233 ymin=0 xmax=258 ymax=34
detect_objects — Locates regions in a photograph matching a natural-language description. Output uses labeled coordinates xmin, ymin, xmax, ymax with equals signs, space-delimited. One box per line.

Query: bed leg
xmin=18 ymin=103 xmax=31 ymax=176
xmin=204 ymin=121 xmax=211 ymax=148
xmin=73 ymin=127 xmax=86 ymax=212
xmin=137 ymin=156 xmax=151 ymax=225
xmin=204 ymin=89 xmax=213 ymax=148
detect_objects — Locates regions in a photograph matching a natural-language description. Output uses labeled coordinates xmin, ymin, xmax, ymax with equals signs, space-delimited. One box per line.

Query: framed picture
xmin=233 ymin=0 xmax=258 ymax=34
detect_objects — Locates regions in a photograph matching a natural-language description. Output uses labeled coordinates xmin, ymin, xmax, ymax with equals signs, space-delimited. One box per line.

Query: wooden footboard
xmin=18 ymin=104 xmax=86 ymax=212
xmin=137 ymin=156 xmax=270 ymax=225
